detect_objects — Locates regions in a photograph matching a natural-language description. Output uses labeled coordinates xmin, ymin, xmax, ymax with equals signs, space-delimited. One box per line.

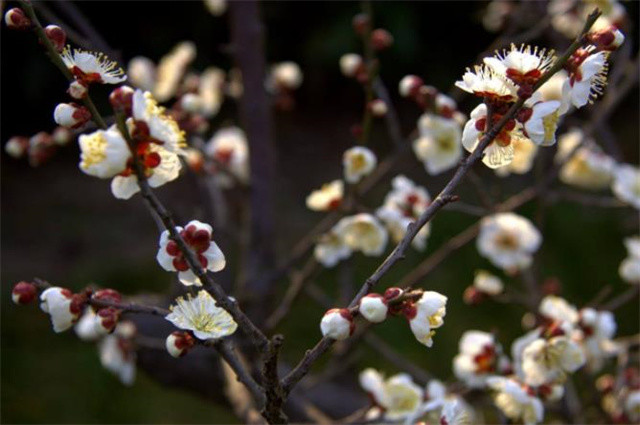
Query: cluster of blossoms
xmin=4 ymin=127 xmax=71 ymax=166
xmin=320 ymin=288 xmax=448 ymax=348
xmin=597 ymin=367 xmax=640 ymax=423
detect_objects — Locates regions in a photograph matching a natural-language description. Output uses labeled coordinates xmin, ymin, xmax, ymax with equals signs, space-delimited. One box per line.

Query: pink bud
xmin=44 ymin=25 xmax=66 ymax=52
xmin=463 ymin=286 xmax=485 ymax=305
xmin=398 ymin=75 xmax=423 ymax=98
xmin=95 ymin=307 xmax=120 ymax=334
xmin=92 ymin=288 xmax=122 ymax=304
xmin=368 ymin=99 xmax=387 ymax=117
xmin=352 ymin=13 xmax=370 ymax=36
xmin=166 ymin=331 xmax=195 ymax=358
xmin=383 ymin=287 xmax=403 ymax=301
xmin=358 ymin=294 xmax=388 ymax=323
xmin=371 ymin=29 xmax=393 ymax=51
xmin=320 ymin=308 xmax=354 ymax=340
xmin=12 ymin=281 xmax=37 ymax=305
xmin=53 ymin=103 xmax=91 ymax=129
xmin=67 ymin=80 xmax=88 ymax=100
xmin=109 ymin=85 xmax=134 ymax=115
xmin=4 ymin=8 xmax=31 ymax=30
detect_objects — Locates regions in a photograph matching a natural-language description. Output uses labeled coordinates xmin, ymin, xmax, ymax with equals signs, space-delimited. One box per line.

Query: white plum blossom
xmin=487 ymin=376 xmax=544 ymax=425
xmin=440 ymin=399 xmax=470 ymax=425
xmin=477 ymin=213 xmax=542 ymax=273
xmin=127 ymin=56 xmax=156 ymax=91
xmin=548 ymin=0 xmax=626 ymax=39
xmin=556 ymin=129 xmax=615 ymax=190
xmin=537 ymin=70 xmax=568 ymax=101
xmin=61 ymin=46 xmax=126 ymax=85
xmin=453 ymin=330 xmax=504 ymax=388
xmin=407 ymin=291 xmax=448 ymax=347
xmin=154 ymin=41 xmax=196 ymax=102
xmin=495 ymin=137 xmax=538 ymax=177
xmin=512 ymin=328 xmax=544 ymax=381
xmin=198 ymin=67 xmax=225 ymax=118
xmin=577 ymin=307 xmax=618 ymax=371
xmin=359 ymin=369 xmax=424 ymax=421
xmin=521 ymin=336 xmax=586 ymax=386
xmin=339 ymin=53 xmax=363 ymax=78
xmin=75 ymin=309 xmax=102 ymax=342
xmin=413 ymin=114 xmax=462 ymax=175
xmin=306 ymin=180 xmax=344 ymax=211
xmin=619 ymin=236 xmax=640 ymax=284
xmin=268 ymin=62 xmax=303 ymax=91
xmin=205 ymin=126 xmax=250 ymax=186
xmin=358 ymin=294 xmax=388 ymax=323
xmin=40 ymin=287 xmax=82 ymax=333
xmin=313 ymin=229 xmax=352 ymax=268
xmin=462 ymin=103 xmax=517 ymax=169
xmin=320 ymin=308 xmax=353 ymax=340
xmin=455 ymin=64 xmax=518 ymax=102
xmin=78 ymin=127 xmax=130 ymax=178
xmin=521 ymin=98 xmax=562 ymax=146
xmin=334 ymin=213 xmax=388 ymax=256
xmin=539 ymin=295 xmax=579 ymax=329
xmin=343 ymin=146 xmax=377 ymax=184
xmin=156 ymin=220 xmax=226 ymax=286
xmin=562 ymin=47 xmax=609 ymax=110
xmin=54 ymin=103 xmax=90 ymax=129
xmin=473 ymin=270 xmax=504 ymax=295
xmin=483 ymin=44 xmax=555 ymax=87
xmin=165 ymin=290 xmax=238 ymax=340
xmin=98 ymin=322 xmax=137 ymax=385
xmin=131 ymin=90 xmax=186 ymax=154
xmin=204 ymin=0 xmax=227 ymax=16
xmin=612 ymin=164 xmax=640 ymax=209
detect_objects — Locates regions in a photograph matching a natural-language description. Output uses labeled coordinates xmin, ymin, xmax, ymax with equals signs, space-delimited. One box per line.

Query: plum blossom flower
xmin=98 ymin=322 xmax=137 ymax=385
xmin=462 ymin=104 xmax=518 ymax=169
xmin=520 ymin=97 xmax=562 ymax=146
xmin=54 ymin=103 xmax=91 ymax=129
xmin=358 ymin=294 xmax=388 ymax=323
xmin=556 ymin=129 xmax=615 ymax=190
xmin=75 ymin=309 xmax=102 ymax=341
xmin=204 ymin=126 xmax=250 ymax=187
xmin=313 ymin=229 xmax=352 ymax=267
xmin=612 ymin=164 xmax=640 ymax=209
xmin=61 ymin=46 xmax=126 ymax=85
xmin=521 ymin=335 xmax=586 ymax=386
xmin=131 ymin=90 xmax=186 ymax=154
xmin=455 ymin=65 xmax=518 ymax=102
xmin=453 ymin=330 xmax=507 ymax=388
xmin=487 ymin=376 xmax=544 ymax=425
xmin=359 ymin=369 xmax=424 ymax=421
xmin=78 ymin=127 xmax=130 ymax=179
xmin=483 ymin=44 xmax=555 ymax=88
xmin=343 ymin=146 xmax=377 ymax=184
xmin=548 ymin=0 xmax=626 ymax=39
xmin=154 ymin=41 xmax=196 ymax=102
xmin=413 ymin=114 xmax=462 ymax=175
xmin=440 ymin=399 xmax=471 ymax=425
xmin=619 ymin=236 xmax=640 ymax=284
xmin=198 ymin=67 xmax=225 ymax=118
xmin=577 ymin=307 xmax=618 ymax=371
xmin=539 ymin=295 xmax=579 ymax=330
xmin=127 ymin=56 xmax=156 ymax=91
xmin=306 ymin=180 xmax=344 ymax=211
xmin=156 ymin=220 xmax=225 ymax=286
xmin=407 ymin=291 xmax=448 ymax=347
xmin=537 ymin=70 xmax=568 ymax=101
xmin=267 ymin=62 xmax=303 ymax=91
xmin=477 ymin=213 xmax=542 ymax=273
xmin=165 ymin=290 xmax=237 ymax=340
xmin=40 ymin=287 xmax=83 ymax=333
xmin=320 ymin=308 xmax=354 ymax=340
xmin=562 ymin=47 xmax=609 ymax=110
xmin=495 ymin=137 xmax=538 ymax=177
xmin=473 ymin=270 xmax=504 ymax=296
xmin=335 ymin=213 xmax=388 ymax=256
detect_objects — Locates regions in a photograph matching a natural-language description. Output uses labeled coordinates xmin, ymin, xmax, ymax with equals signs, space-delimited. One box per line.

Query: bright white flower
xmin=477 ymin=213 xmax=542 ymax=272
xmin=314 ymin=229 xmax=352 ymax=268
xmin=98 ymin=323 xmax=136 ymax=385
xmin=359 ymin=368 xmax=386 ymax=404
xmin=473 ymin=270 xmax=504 ymax=295
xmin=335 ymin=213 xmax=388 ymax=256
xmin=537 ymin=70 xmax=568 ymax=101
xmin=512 ymin=328 xmax=544 ymax=380
xmin=521 ymin=336 xmax=586 ymax=386
xmin=455 ymin=64 xmax=518 ymax=102
xmin=358 ymin=294 xmax=388 ymax=323
xmin=440 ymin=399 xmax=470 ymax=425
xmin=54 ymin=102 xmax=90 ymax=129
xmin=306 ymin=180 xmax=344 ymax=211
xmin=198 ymin=67 xmax=225 ymax=118
xmin=61 ymin=46 xmax=126 ymax=85
xmin=320 ymin=308 xmax=353 ymax=340
xmin=612 ymin=164 xmax=640 ymax=209
xmin=408 ymin=291 xmax=447 ymax=347
xmin=156 ymin=220 xmax=226 ymax=286
xmin=78 ymin=127 xmax=130 ymax=178
xmin=359 ymin=369 xmax=425 ymax=421
xmin=268 ymin=61 xmax=303 ymax=90
xmin=453 ymin=330 xmax=502 ymax=388
xmin=556 ymin=129 xmax=615 ymax=190
xmin=205 ymin=126 xmax=250 ymax=186
xmin=75 ymin=309 xmax=102 ymax=341
xmin=619 ymin=236 xmax=640 ymax=284
xmin=165 ymin=290 xmax=237 ymax=340
xmin=340 ymin=54 xmax=363 ymax=78
xmin=577 ymin=307 xmax=618 ymax=371
xmin=413 ymin=114 xmax=462 ymax=174
xmin=462 ymin=104 xmax=517 ymax=169
xmin=539 ymin=295 xmax=579 ymax=329
xmin=40 ymin=287 xmax=81 ymax=333
xmin=343 ymin=146 xmax=377 ymax=184
xmin=495 ymin=137 xmax=538 ymax=177
xmin=131 ymin=89 xmax=186 ymax=153
xmin=377 ymin=206 xmax=430 ymax=251
xmin=487 ymin=376 xmax=544 ymax=425
xmin=154 ymin=41 xmax=196 ymax=102
xmin=127 ymin=56 xmax=156 ymax=91
xmin=562 ymin=48 xmax=609 ymax=109
xmin=204 ymin=0 xmax=227 ymax=16
xmin=483 ymin=44 xmax=555 ymax=87
xmin=522 ymin=99 xmax=562 ymax=146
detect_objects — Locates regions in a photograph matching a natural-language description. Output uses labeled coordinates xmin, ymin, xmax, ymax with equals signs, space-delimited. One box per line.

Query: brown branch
xmin=601 ymin=286 xmax=640 ymax=311
xmin=261 ymin=335 xmax=288 ymax=424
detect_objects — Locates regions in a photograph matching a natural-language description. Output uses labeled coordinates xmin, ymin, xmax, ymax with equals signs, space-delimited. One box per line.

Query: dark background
xmin=1 ymin=1 xmax=638 ymax=423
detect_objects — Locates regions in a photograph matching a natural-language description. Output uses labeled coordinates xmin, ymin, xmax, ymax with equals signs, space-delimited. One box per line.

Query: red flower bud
xmin=109 ymin=85 xmax=135 ymax=115
xmin=352 ymin=13 xmax=370 ymax=36
xmin=4 ymin=8 xmax=31 ymax=30
xmin=44 ymin=25 xmax=66 ymax=52
xmin=12 ymin=281 xmax=37 ymax=305
xmin=371 ymin=29 xmax=393 ymax=51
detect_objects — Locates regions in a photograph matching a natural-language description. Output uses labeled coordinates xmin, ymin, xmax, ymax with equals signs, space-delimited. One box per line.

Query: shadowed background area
xmin=1 ymin=1 xmax=639 ymax=423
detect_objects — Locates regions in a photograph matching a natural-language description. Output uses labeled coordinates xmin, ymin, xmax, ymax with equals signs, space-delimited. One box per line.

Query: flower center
xmin=80 ymin=132 xmax=108 ymax=169
xmin=494 ymin=232 xmax=519 ymax=250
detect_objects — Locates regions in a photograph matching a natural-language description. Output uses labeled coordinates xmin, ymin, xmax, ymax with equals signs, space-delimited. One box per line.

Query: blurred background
xmin=1 ymin=1 xmax=638 ymax=423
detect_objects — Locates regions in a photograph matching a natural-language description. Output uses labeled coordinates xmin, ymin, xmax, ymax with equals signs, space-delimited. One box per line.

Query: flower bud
xmin=185 ymin=148 xmax=205 ymax=173
xmin=358 ymin=294 xmax=388 ymax=323
xmin=398 ymin=75 xmax=423 ymax=98
xmin=67 ymin=80 xmax=88 ymax=99
xmin=180 ymin=93 xmax=202 ymax=114
xmin=383 ymin=287 xmax=403 ymax=301
xmin=92 ymin=288 xmax=122 ymax=303
xmin=463 ymin=286 xmax=485 ymax=305
xmin=352 ymin=13 xmax=370 ymax=35
xmin=40 ymin=287 xmax=82 ymax=332
xmin=4 ymin=8 xmax=31 ymax=30
xmin=320 ymin=308 xmax=354 ymax=340
xmin=368 ymin=99 xmax=387 ymax=117
xmin=5 ymin=136 xmax=29 ymax=158
xmin=12 ymin=281 xmax=37 ymax=305
xmin=109 ymin=85 xmax=134 ymax=115
xmin=52 ymin=127 xmax=72 ymax=146
xmin=166 ymin=331 xmax=195 ymax=358
xmin=53 ymin=103 xmax=91 ymax=129
xmin=588 ymin=27 xmax=625 ymax=51
xmin=371 ymin=29 xmax=393 ymax=51
xmin=44 ymin=25 xmax=66 ymax=52
xmin=28 ymin=131 xmax=55 ymax=167
xmin=94 ymin=307 xmax=120 ymax=335
xmin=339 ymin=53 xmax=363 ymax=78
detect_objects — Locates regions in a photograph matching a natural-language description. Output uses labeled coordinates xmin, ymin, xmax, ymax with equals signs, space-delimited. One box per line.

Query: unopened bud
xmin=320 ymin=308 xmax=354 ymax=340
xmin=358 ymin=294 xmax=388 ymax=323
xmin=12 ymin=281 xmax=37 ymax=305
xmin=52 ymin=127 xmax=72 ymax=146
xmin=92 ymin=288 xmax=122 ymax=303
xmin=180 ymin=93 xmax=202 ymax=114
xmin=463 ymin=286 xmax=485 ymax=305
xmin=109 ymin=85 xmax=134 ymax=115
xmin=94 ymin=307 xmax=120 ymax=335
xmin=352 ymin=13 xmax=370 ymax=36
xmin=44 ymin=25 xmax=66 ymax=52
xmin=68 ymin=80 xmax=88 ymax=99
xmin=371 ymin=29 xmax=393 ymax=51
xmin=399 ymin=75 xmax=423 ymax=98
xmin=595 ymin=374 xmax=615 ymax=393
xmin=368 ymin=99 xmax=387 ymax=117
xmin=166 ymin=331 xmax=195 ymax=358
xmin=53 ymin=103 xmax=91 ymax=129
xmin=383 ymin=287 xmax=403 ymax=301
xmin=339 ymin=53 xmax=364 ymax=78
xmin=5 ymin=8 xmax=31 ymax=30
xmin=588 ymin=27 xmax=625 ymax=51
xmin=5 ymin=136 xmax=29 ymax=158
